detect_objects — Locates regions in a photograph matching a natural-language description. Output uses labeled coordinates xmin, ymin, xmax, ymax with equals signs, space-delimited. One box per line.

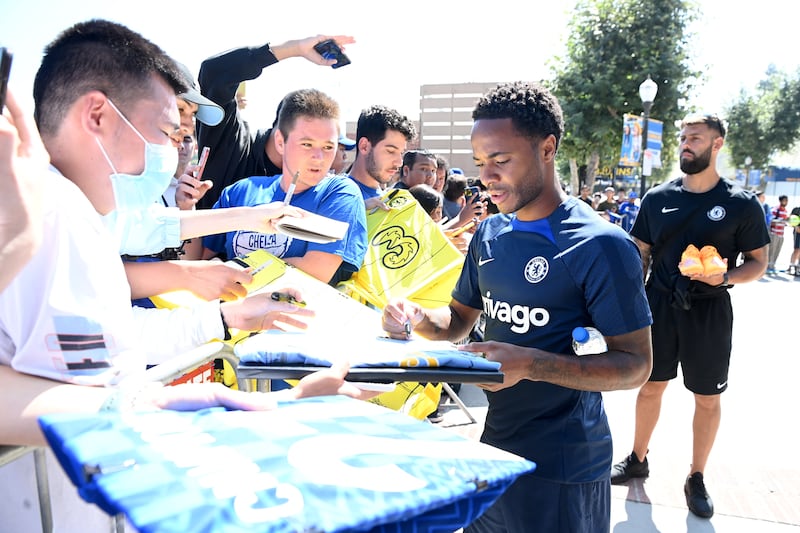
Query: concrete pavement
xmin=439 ymin=263 xmax=800 ymax=531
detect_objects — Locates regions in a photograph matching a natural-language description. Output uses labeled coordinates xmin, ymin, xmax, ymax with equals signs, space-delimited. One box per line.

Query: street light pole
xmin=640 ymin=107 xmax=651 ymax=198
xmin=638 ymin=76 xmax=658 ymax=199
xmin=744 ymin=155 xmax=752 ymax=188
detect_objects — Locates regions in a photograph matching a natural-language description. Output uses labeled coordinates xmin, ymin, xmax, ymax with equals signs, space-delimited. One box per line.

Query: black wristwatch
xmin=721 ymin=272 xmax=730 ymax=287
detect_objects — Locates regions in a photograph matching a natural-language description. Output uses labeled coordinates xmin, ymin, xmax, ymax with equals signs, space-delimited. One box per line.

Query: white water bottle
xmin=571 ymin=327 xmax=607 ymax=356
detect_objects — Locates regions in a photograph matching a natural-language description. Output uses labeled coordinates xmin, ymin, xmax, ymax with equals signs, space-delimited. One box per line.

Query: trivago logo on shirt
xmin=233 ymin=231 xmax=291 ymax=258
xmin=481 ymin=290 xmax=550 ymax=334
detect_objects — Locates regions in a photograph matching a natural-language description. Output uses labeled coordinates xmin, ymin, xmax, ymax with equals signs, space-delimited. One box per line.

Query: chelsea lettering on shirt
xmin=203 ymin=174 xmax=367 ymax=266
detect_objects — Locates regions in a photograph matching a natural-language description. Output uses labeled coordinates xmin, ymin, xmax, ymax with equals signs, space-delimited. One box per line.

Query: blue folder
xmin=39 ymin=395 xmax=535 ymax=532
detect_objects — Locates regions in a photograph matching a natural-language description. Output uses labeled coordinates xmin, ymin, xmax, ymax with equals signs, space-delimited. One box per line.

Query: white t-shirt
xmin=0 ymin=168 xmax=223 ymax=385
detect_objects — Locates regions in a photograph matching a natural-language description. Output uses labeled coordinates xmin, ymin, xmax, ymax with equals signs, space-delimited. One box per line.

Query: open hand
xmin=221 ymin=287 xmax=315 ymax=332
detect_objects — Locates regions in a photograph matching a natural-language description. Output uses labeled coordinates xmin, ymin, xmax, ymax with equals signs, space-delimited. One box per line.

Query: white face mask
xmin=95 ymin=98 xmax=177 ymax=212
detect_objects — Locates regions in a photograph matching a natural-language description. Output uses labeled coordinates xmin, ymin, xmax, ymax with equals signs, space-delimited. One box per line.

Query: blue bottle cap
xmin=572 ymin=327 xmax=589 ymax=343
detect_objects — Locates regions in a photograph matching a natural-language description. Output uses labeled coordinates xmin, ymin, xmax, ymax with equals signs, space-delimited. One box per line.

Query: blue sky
xmin=1 ymin=0 xmax=797 ymax=133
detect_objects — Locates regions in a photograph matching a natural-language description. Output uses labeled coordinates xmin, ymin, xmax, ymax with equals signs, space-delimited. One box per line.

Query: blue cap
xmin=338 ymin=135 xmax=356 ymax=150
xmin=450 ymin=168 xmax=464 ymax=176
xmin=175 ymin=61 xmax=224 ymax=126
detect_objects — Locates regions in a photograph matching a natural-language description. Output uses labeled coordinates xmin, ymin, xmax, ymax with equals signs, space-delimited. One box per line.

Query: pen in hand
xmin=271 ymin=291 xmax=307 ymax=308
xmin=369 ymin=188 xmax=400 ymax=215
xmin=283 ymin=171 xmax=300 ymax=206
xmin=447 ymin=219 xmax=477 ymax=238
xmin=404 ymin=320 xmax=412 ymax=338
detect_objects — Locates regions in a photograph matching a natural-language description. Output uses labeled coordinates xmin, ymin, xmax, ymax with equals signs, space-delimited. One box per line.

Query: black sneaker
xmin=610 ymin=451 xmax=649 ymax=484
xmin=684 ymin=472 xmax=714 ymax=518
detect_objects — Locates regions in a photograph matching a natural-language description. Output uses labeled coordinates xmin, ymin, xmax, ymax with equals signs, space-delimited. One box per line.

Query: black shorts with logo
xmin=646 ymin=286 xmax=734 ymax=395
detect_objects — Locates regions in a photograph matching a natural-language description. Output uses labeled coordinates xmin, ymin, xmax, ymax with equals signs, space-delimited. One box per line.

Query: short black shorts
xmin=646 ymin=287 xmax=733 ymax=395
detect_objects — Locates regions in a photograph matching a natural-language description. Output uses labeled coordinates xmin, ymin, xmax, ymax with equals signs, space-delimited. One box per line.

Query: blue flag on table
xmin=235 ymin=330 xmax=501 ymax=371
xmin=39 ymin=395 xmax=535 ymax=533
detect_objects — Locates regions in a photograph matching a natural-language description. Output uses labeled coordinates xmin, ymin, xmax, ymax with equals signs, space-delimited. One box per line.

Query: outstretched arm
xmin=177 ymin=203 xmax=305 ymax=240
xmin=270 ymin=34 xmax=355 ymax=64
xmin=461 ymin=326 xmax=653 ymax=393
xmin=1 ymin=362 xmax=373 ymax=447
xmin=123 ymin=260 xmax=252 ymax=301
xmin=198 ymin=34 xmax=355 ymax=105
xmin=2 ymin=365 xmax=112 ymax=446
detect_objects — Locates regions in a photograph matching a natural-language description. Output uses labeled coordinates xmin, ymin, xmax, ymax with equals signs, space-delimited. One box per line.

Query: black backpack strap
xmin=649 ymin=203 xmax=708 ymax=271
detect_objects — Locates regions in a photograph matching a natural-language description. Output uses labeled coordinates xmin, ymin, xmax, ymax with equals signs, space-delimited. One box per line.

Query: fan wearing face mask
xmin=0 ymin=20 xmax=325 ymax=382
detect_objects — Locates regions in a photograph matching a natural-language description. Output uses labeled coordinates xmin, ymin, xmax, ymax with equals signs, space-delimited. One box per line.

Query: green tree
xmin=725 ymin=65 xmax=800 ymax=174
xmin=550 ymin=0 xmax=700 ymax=194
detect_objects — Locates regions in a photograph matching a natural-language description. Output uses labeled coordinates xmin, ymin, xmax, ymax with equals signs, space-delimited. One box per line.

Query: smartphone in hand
xmin=0 ymin=48 xmax=12 ymax=111
xmin=313 ymin=39 xmax=351 ymax=69
xmin=464 ymin=186 xmax=481 ymax=204
xmin=195 ymin=146 xmax=210 ymax=180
